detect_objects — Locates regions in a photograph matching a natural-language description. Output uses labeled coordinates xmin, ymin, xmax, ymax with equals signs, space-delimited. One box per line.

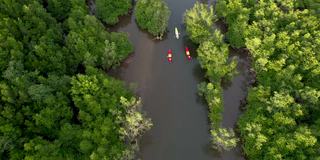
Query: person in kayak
xmin=167 ymin=49 xmax=173 ymax=63
xmin=185 ymin=47 xmax=192 ymax=60
xmin=175 ymin=27 xmax=180 ymax=39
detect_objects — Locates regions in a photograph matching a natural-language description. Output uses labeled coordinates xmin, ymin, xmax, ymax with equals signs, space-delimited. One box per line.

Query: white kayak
xmin=175 ymin=27 xmax=180 ymax=39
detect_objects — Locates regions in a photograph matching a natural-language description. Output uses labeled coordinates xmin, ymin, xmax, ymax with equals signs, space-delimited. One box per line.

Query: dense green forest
xmin=215 ymin=0 xmax=320 ymax=159
xmin=0 ymin=0 xmax=151 ymax=159
xmin=186 ymin=0 xmax=320 ymax=158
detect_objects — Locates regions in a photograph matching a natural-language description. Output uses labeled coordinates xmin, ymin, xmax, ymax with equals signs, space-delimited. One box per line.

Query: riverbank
xmin=109 ymin=0 xmax=254 ymax=159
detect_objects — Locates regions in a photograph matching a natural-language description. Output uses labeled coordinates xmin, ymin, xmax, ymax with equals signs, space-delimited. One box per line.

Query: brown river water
xmin=108 ymin=0 xmax=253 ymax=159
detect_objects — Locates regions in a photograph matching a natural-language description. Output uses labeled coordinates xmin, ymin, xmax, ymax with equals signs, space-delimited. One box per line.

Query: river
xmin=109 ymin=0 xmax=252 ymax=159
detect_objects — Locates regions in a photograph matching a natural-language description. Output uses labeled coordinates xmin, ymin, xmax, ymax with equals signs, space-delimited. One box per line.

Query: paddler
xmin=185 ymin=47 xmax=192 ymax=60
xmin=167 ymin=49 xmax=173 ymax=62
xmin=175 ymin=27 xmax=180 ymax=39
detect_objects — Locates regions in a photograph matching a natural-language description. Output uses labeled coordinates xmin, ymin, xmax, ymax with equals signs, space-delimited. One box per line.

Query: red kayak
xmin=185 ymin=47 xmax=192 ymax=60
xmin=167 ymin=49 xmax=173 ymax=63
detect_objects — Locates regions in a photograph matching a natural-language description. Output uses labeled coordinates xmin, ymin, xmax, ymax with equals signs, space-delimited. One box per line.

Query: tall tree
xmin=95 ymin=0 xmax=132 ymax=25
xmin=135 ymin=0 xmax=171 ymax=39
xmin=184 ymin=2 xmax=217 ymax=44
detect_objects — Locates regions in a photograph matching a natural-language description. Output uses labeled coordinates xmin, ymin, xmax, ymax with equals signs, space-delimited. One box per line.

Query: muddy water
xmin=110 ymin=0 xmax=251 ymax=159
xmin=219 ymin=48 xmax=253 ymax=160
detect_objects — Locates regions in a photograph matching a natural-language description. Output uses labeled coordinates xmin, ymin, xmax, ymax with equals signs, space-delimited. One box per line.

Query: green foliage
xmin=241 ymin=0 xmax=257 ymax=7
xmin=295 ymin=0 xmax=320 ymax=14
xmin=0 ymin=0 xmax=148 ymax=159
xmin=47 ymin=0 xmax=71 ymax=21
xmin=135 ymin=0 xmax=171 ymax=38
xmin=196 ymin=30 xmax=237 ymax=124
xmin=238 ymin=87 xmax=319 ymax=159
xmin=109 ymin=32 xmax=134 ymax=67
xmin=66 ymin=2 xmax=133 ymax=72
xmin=198 ymin=82 xmax=223 ymax=128
xmin=220 ymin=0 xmax=250 ymax=48
xmin=187 ymin=9 xmax=238 ymax=150
xmin=211 ymin=128 xmax=239 ymax=151
xmin=118 ymin=97 xmax=153 ymax=159
xmin=197 ymin=30 xmax=237 ymax=82
xmin=70 ymin=68 xmax=131 ymax=159
xmin=184 ymin=2 xmax=217 ymax=44
xmin=96 ymin=0 xmax=131 ymax=25
xmin=215 ymin=0 xmax=320 ymax=159
xmin=216 ymin=0 xmax=227 ymax=18
xmin=119 ymin=97 xmax=152 ymax=142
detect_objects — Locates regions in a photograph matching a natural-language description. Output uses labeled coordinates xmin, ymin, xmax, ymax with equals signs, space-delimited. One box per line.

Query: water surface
xmin=110 ymin=1 xmax=251 ymax=159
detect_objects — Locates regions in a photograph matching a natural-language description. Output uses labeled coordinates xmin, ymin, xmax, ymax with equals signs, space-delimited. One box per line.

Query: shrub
xmin=96 ymin=0 xmax=131 ymax=25
xmin=135 ymin=0 xmax=170 ymax=39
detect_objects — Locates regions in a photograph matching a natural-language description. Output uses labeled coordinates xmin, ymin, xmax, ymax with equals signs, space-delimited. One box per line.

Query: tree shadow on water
xmin=203 ymin=142 xmax=222 ymax=159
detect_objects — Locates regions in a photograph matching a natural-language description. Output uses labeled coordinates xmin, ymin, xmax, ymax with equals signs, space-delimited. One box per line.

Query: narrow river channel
xmin=109 ymin=0 xmax=251 ymax=159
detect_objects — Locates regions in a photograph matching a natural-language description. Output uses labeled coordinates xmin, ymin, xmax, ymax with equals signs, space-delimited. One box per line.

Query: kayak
xmin=167 ymin=49 xmax=173 ymax=63
xmin=175 ymin=27 xmax=180 ymax=39
xmin=185 ymin=47 xmax=192 ymax=60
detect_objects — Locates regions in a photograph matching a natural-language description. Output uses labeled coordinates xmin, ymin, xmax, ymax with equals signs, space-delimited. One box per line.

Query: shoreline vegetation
xmin=0 ymin=0 xmax=151 ymax=159
xmin=135 ymin=0 xmax=171 ymax=40
xmin=1 ymin=0 xmax=319 ymax=159
xmin=186 ymin=1 xmax=320 ymax=159
xmin=95 ymin=0 xmax=132 ymax=25
xmin=216 ymin=0 xmax=320 ymax=159
xmin=184 ymin=2 xmax=239 ymax=151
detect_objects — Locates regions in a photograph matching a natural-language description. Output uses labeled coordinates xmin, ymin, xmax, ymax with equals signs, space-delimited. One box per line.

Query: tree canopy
xmin=135 ymin=0 xmax=171 ymax=39
xmin=0 ymin=0 xmax=150 ymax=159
xmin=185 ymin=2 xmax=238 ymax=151
xmin=216 ymin=0 xmax=320 ymax=159
xmin=196 ymin=31 xmax=238 ymax=151
xmin=95 ymin=0 xmax=132 ymax=25
xmin=184 ymin=2 xmax=217 ymax=44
